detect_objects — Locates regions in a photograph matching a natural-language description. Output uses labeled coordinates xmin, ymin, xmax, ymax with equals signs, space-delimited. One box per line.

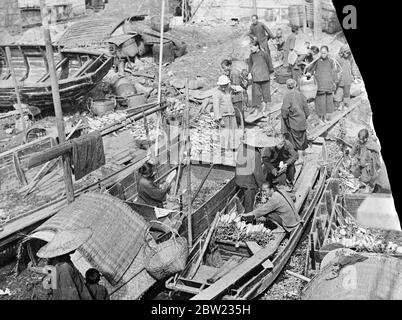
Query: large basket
xmin=144 ymin=220 xmax=188 ymax=280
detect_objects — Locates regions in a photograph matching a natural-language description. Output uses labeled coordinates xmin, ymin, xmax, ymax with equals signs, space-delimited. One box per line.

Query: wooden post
xmin=182 ymin=0 xmax=186 ymax=22
xmin=185 ymin=78 xmax=193 ymax=248
xmin=153 ymin=0 xmax=165 ymax=164
xmin=5 ymin=47 xmax=27 ymax=143
xmin=302 ymin=3 xmax=307 ymax=34
xmin=39 ymin=0 xmax=74 ymax=204
xmin=313 ymin=0 xmax=322 ymax=40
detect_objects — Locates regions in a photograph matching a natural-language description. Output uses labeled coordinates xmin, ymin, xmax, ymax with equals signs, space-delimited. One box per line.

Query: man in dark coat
xmin=306 ymin=45 xmax=339 ymax=123
xmin=262 ymin=134 xmax=299 ymax=190
xmin=248 ymin=14 xmax=274 ymax=54
xmin=85 ymin=268 xmax=110 ymax=300
xmin=281 ymin=79 xmax=310 ymax=162
xmin=248 ymin=40 xmax=274 ymax=115
xmin=137 ymin=162 xmax=170 ymax=207
xmin=36 ymin=229 xmax=94 ymax=300
xmin=235 ymin=132 xmax=277 ymax=213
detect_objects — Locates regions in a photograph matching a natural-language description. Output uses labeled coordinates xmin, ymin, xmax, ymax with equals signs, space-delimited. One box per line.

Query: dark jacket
xmin=235 ymin=144 xmax=266 ymax=189
xmin=261 ymin=141 xmax=299 ymax=175
xmin=336 ymin=56 xmax=358 ymax=87
xmin=281 ymin=90 xmax=309 ymax=131
xmin=248 ymin=50 xmax=274 ymax=82
xmin=307 ymin=57 xmax=338 ymax=92
xmin=249 ymin=22 xmax=274 ymax=43
xmin=87 ymin=283 xmax=110 ymax=300
xmin=251 ymin=189 xmax=300 ymax=232
xmin=52 ymin=261 xmax=93 ymax=300
xmin=137 ymin=176 xmax=168 ymax=208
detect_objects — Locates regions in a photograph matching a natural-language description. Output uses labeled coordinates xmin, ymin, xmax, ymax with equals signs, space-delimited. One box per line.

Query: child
xmin=85 ymin=268 xmax=110 ymax=300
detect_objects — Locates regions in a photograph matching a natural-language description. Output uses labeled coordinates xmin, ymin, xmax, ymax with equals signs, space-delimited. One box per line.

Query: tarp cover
xmin=303 ymin=254 xmax=402 ymax=300
xmin=33 ymin=192 xmax=148 ymax=286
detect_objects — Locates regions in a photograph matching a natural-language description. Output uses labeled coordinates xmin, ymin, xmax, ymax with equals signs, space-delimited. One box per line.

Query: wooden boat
xmin=17 ymin=159 xmax=237 ymax=300
xmin=308 ymin=156 xmax=402 ymax=271
xmin=165 ymin=139 xmax=327 ymax=300
xmin=0 ymin=45 xmax=113 ymax=109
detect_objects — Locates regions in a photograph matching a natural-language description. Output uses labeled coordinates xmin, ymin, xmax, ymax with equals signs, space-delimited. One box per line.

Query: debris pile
xmin=190 ymin=114 xmax=221 ymax=157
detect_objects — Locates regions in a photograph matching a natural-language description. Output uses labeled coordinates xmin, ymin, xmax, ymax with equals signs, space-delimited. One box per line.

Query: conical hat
xmin=244 ymin=132 xmax=279 ymax=148
xmin=37 ymin=228 xmax=92 ymax=259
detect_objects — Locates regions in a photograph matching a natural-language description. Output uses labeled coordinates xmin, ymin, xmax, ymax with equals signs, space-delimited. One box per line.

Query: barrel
xmin=113 ymin=77 xmax=137 ymax=98
xmin=89 ymin=98 xmax=116 ymax=117
xmin=152 ymin=42 xmax=175 ymax=64
xmin=151 ymin=16 xmax=170 ymax=33
xmin=299 ymin=75 xmax=318 ymax=100
xmin=121 ymin=38 xmax=139 ymax=58
xmin=289 ymin=5 xmax=301 ymax=27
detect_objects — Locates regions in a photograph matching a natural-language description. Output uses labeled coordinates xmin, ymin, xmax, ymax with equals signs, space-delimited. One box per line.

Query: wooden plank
xmin=207 ymin=256 xmax=242 ymax=284
xmin=188 ymin=210 xmax=222 ymax=279
xmin=308 ymin=98 xmax=361 ymax=141
xmin=246 ymin=241 xmax=274 ymax=269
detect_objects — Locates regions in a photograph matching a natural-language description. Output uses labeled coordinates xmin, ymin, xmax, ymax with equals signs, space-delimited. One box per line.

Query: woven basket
xmin=144 ymin=220 xmax=188 ymax=280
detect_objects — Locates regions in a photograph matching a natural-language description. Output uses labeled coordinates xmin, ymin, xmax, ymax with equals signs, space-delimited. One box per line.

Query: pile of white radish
xmin=326 ymin=225 xmax=402 ymax=254
xmin=218 ymin=211 xmax=272 ymax=236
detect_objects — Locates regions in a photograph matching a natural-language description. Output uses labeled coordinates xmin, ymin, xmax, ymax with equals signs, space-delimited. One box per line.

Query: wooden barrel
xmin=113 ymin=77 xmax=137 ymax=98
xmin=89 ymin=98 xmax=116 ymax=116
xmin=152 ymin=42 xmax=175 ymax=64
xmin=151 ymin=16 xmax=170 ymax=33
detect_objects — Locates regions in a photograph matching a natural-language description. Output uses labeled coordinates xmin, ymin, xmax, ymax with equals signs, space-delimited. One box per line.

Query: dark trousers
xmin=243 ymin=188 xmax=257 ymax=213
xmin=251 ymin=80 xmax=271 ymax=107
xmin=266 ymin=164 xmax=296 ymax=186
xmin=315 ymin=92 xmax=334 ymax=118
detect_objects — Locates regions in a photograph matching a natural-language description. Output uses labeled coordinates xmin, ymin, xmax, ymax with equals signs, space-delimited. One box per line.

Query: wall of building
xmin=190 ymin=0 xmax=304 ymax=22
xmin=105 ymin=0 xmax=173 ymax=17
xmin=17 ymin=0 xmax=86 ymax=14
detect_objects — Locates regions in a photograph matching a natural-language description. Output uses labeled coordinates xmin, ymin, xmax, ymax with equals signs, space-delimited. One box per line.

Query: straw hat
xmin=217 ymin=75 xmax=230 ymax=86
xmin=37 ymin=228 xmax=92 ymax=259
xmin=244 ymin=132 xmax=279 ymax=148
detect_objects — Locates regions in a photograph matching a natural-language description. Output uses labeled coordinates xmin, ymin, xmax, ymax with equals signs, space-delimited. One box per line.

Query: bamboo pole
xmin=185 ymin=78 xmax=192 ymax=248
xmin=5 ymin=47 xmax=27 ymax=143
xmin=153 ymin=0 xmax=165 ymax=165
xmin=39 ymin=0 xmax=74 ymax=204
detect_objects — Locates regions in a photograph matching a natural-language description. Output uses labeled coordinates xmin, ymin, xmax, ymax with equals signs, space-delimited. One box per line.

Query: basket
xmin=144 ymin=220 xmax=188 ymax=280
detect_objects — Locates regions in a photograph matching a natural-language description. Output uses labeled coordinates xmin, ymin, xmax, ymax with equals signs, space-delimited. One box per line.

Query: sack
xmin=287 ymin=50 xmax=298 ymax=66
xmin=144 ymin=220 xmax=188 ymax=280
xmin=350 ymin=79 xmax=363 ymax=97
